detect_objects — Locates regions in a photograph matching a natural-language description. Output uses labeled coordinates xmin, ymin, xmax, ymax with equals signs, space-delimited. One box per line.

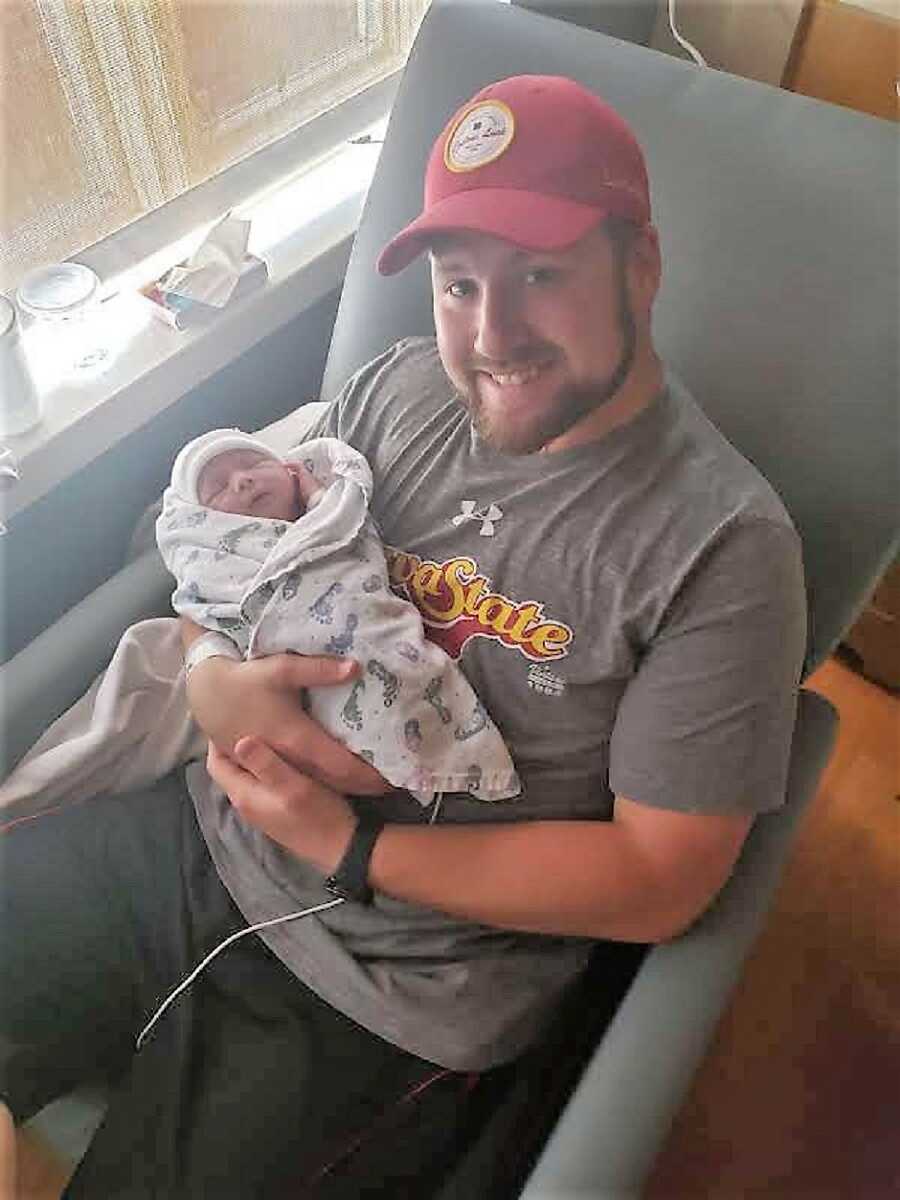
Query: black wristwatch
xmin=323 ymin=810 xmax=386 ymax=904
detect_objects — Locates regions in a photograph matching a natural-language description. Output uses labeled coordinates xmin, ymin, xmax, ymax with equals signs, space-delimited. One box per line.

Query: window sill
xmin=0 ymin=102 xmax=389 ymax=528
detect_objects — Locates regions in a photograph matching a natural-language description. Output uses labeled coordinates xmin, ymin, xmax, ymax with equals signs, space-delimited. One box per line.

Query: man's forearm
xmin=368 ymin=818 xmax=704 ymax=943
xmin=209 ymin=736 xmax=748 ymax=941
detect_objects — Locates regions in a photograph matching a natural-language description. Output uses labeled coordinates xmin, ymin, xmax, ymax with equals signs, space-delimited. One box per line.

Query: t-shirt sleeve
xmin=303 ymin=396 xmax=339 ymax=440
xmin=303 ymin=340 xmax=413 ymax=444
xmin=608 ymin=517 xmax=807 ymax=815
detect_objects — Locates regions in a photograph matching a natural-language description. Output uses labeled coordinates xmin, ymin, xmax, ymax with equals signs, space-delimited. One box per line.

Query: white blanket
xmin=0 ymin=618 xmax=205 ymax=815
xmin=0 ymin=406 xmax=322 ymax=818
xmin=157 ymin=437 xmax=521 ymax=802
xmin=1 ymin=438 xmax=520 ymax=815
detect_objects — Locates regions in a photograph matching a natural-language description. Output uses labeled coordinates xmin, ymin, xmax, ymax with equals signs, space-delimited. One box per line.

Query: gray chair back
xmin=322 ymin=0 xmax=899 ymax=675
xmin=513 ymin=0 xmax=658 ymax=46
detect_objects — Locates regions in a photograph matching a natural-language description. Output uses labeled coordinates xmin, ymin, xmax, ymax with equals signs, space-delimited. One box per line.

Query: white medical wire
xmin=668 ymin=0 xmax=707 ymax=68
xmin=135 ymin=897 xmax=345 ymax=1051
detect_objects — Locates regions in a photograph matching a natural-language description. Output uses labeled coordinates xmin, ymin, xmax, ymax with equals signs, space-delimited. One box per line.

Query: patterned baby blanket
xmin=160 ymin=437 xmax=521 ymax=803
xmin=1 ymin=438 xmax=520 ymax=816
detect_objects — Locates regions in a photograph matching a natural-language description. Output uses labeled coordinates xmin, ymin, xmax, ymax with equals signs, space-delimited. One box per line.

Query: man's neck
xmin=541 ymin=351 xmax=665 ymax=454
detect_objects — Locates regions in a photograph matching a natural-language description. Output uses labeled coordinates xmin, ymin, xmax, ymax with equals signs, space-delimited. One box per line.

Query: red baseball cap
xmin=377 ymin=74 xmax=651 ymax=276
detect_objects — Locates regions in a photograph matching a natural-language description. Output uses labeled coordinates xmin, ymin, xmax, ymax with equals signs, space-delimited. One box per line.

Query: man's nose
xmin=473 ymin=283 xmax=527 ymax=362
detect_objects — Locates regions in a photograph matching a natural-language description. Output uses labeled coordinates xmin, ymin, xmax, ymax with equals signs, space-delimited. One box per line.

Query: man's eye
xmin=445 ymin=279 xmax=475 ymax=299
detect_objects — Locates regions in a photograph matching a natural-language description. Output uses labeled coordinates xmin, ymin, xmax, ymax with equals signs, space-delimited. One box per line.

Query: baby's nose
xmin=228 ymin=469 xmax=256 ymax=495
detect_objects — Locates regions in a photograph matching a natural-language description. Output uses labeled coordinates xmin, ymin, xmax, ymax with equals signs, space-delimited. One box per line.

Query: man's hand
xmin=186 ymin=653 xmax=389 ymax=796
xmin=206 ymin=738 xmax=356 ymax=875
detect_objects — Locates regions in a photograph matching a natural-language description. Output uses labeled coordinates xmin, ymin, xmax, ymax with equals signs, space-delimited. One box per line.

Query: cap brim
xmin=377 ymin=189 xmax=609 ymax=275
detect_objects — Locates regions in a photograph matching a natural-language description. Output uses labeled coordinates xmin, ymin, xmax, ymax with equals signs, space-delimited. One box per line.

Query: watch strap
xmin=324 ymin=810 xmax=385 ymax=904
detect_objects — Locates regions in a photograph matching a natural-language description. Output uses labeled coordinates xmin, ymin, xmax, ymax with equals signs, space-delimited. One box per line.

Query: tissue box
xmin=138 ymin=253 xmax=268 ymax=330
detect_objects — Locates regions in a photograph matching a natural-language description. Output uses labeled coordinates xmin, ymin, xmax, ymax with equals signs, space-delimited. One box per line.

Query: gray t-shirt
xmin=188 ymin=337 xmax=806 ymax=1069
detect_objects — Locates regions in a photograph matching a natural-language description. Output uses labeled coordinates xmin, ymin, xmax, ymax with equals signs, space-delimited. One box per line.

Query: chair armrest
xmin=1 ymin=550 xmax=173 ymax=776
xmin=519 ymin=688 xmax=838 ymax=1197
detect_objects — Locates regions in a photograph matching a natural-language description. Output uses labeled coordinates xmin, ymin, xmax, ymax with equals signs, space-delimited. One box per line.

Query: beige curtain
xmin=0 ymin=0 xmax=429 ymax=292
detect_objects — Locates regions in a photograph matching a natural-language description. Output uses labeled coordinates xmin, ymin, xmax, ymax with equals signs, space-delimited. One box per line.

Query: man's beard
xmin=463 ymin=260 xmax=636 ymax=455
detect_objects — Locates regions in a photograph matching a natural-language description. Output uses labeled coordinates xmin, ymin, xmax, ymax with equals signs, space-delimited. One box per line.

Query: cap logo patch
xmin=444 ymin=100 xmax=515 ymax=173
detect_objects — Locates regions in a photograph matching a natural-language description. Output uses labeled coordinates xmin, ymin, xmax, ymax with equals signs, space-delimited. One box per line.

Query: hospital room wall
xmin=0 ymin=287 xmax=341 ymax=665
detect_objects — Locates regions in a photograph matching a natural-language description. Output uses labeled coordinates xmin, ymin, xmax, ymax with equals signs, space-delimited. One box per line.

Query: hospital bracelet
xmin=183 ymin=631 xmax=243 ymax=678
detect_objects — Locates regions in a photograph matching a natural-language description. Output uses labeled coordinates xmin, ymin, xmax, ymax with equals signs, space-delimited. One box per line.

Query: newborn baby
xmin=157 ymin=429 xmax=521 ymax=805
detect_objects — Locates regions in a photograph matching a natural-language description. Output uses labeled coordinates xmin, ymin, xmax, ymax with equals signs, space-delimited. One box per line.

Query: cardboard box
xmin=841 ymin=559 xmax=900 ymax=691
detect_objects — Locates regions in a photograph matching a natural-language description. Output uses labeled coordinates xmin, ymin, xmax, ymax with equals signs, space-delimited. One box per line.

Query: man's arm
xmin=208 ymin=738 xmax=751 ymax=944
xmin=368 ymin=794 xmax=751 ymax=942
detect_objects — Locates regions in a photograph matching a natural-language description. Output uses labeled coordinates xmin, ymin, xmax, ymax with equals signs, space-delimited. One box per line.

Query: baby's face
xmin=197 ymin=449 xmax=301 ymax=520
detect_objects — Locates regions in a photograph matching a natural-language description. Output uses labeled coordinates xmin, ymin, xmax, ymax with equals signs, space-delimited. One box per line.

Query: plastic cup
xmin=16 ymin=263 xmax=110 ymax=376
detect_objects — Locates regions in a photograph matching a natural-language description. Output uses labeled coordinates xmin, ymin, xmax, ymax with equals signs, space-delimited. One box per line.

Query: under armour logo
xmin=452 ymin=500 xmax=503 ymax=537
xmin=527 ymin=665 xmax=567 ymax=696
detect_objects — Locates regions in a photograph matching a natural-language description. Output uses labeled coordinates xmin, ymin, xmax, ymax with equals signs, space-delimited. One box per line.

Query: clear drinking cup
xmin=16 ymin=263 xmax=110 ymax=378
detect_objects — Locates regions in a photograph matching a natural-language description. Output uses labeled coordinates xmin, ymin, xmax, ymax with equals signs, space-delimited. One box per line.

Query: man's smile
xmin=481 ymin=363 xmax=543 ymax=386
xmin=473 ymin=353 xmax=559 ymax=388
xmin=473 ymin=357 xmax=561 ymax=403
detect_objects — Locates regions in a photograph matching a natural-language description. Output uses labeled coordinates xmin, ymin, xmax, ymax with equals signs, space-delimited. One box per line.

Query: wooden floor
xmin=647 ymin=658 xmax=899 ymax=1199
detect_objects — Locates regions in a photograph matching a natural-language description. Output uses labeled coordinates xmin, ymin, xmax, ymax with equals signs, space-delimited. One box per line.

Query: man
xmin=1 ymin=76 xmax=806 ymax=1197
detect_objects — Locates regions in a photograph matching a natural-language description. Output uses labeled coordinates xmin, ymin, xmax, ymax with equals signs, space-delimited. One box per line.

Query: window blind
xmin=0 ymin=0 xmax=429 ymax=292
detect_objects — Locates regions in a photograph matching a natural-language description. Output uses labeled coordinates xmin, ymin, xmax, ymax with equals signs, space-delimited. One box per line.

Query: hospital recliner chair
xmin=4 ymin=1 xmax=898 ymax=1194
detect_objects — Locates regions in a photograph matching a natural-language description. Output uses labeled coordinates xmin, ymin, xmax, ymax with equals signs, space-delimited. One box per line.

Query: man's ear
xmin=628 ymin=223 xmax=662 ymax=314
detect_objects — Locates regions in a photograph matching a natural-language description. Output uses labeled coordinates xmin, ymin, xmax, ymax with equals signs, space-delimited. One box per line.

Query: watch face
xmin=324 ymin=875 xmax=371 ymax=904
xmin=323 ymin=876 xmax=350 ymax=900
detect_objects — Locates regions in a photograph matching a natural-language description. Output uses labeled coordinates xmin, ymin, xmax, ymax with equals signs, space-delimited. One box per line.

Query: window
xmin=0 ymin=0 xmax=429 ymax=293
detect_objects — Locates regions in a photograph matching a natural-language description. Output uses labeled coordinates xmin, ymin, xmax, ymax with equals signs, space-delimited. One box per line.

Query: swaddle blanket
xmin=0 ymin=617 xmax=205 ymax=817
xmin=157 ymin=437 xmax=521 ymax=803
